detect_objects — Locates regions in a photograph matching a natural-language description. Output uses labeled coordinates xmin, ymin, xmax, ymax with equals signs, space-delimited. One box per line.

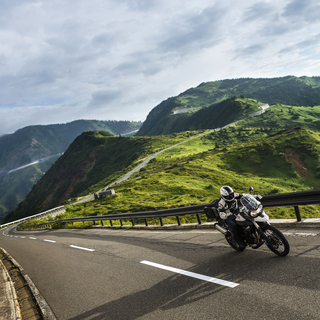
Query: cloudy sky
xmin=1 ymin=0 xmax=320 ymax=135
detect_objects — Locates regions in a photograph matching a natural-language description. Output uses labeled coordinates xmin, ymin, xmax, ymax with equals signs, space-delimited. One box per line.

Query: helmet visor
xmin=224 ymin=192 xmax=234 ymax=201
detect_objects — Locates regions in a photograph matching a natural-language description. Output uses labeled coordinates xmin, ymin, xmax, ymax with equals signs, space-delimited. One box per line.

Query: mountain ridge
xmin=0 ymin=119 xmax=142 ymax=222
xmin=137 ymin=76 xmax=320 ymax=136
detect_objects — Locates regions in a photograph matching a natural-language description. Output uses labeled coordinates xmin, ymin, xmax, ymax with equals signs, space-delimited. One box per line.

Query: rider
xmin=218 ymin=185 xmax=246 ymax=248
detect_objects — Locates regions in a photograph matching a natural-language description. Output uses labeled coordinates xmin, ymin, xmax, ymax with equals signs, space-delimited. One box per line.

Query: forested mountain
xmin=5 ymin=131 xmax=191 ymax=222
xmin=0 ymin=119 xmax=141 ymax=174
xmin=0 ymin=119 xmax=141 ymax=222
xmin=136 ymin=76 xmax=320 ymax=136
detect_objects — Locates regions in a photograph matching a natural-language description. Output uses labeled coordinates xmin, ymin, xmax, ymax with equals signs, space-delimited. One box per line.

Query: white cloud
xmin=1 ymin=0 xmax=320 ymax=135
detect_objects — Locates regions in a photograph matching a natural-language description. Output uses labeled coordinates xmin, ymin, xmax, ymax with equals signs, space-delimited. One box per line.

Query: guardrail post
xmin=144 ymin=219 xmax=148 ymax=226
xmin=294 ymin=206 xmax=302 ymax=222
xmin=110 ymin=220 xmax=113 ymax=227
xmin=160 ymin=218 xmax=164 ymax=226
xmin=196 ymin=214 xmax=202 ymax=225
xmin=176 ymin=216 xmax=181 ymax=226
xmin=131 ymin=219 xmax=135 ymax=226
xmin=120 ymin=220 xmax=123 ymax=227
xmin=93 ymin=221 xmax=96 ymax=225
xmin=101 ymin=220 xmax=104 ymax=226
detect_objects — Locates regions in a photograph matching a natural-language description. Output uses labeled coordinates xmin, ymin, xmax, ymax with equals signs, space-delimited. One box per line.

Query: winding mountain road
xmin=1 ymin=225 xmax=320 ymax=319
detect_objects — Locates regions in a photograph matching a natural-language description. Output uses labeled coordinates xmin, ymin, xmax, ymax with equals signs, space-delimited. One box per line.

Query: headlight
xmin=250 ymin=204 xmax=263 ymax=217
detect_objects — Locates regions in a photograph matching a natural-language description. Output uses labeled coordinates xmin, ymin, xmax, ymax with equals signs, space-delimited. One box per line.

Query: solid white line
xmin=70 ymin=245 xmax=95 ymax=252
xmin=44 ymin=239 xmax=56 ymax=243
xmin=140 ymin=260 xmax=239 ymax=288
xmin=29 ymin=237 xmax=37 ymax=240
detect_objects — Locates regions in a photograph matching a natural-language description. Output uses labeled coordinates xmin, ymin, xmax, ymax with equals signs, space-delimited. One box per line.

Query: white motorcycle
xmin=204 ymin=188 xmax=290 ymax=256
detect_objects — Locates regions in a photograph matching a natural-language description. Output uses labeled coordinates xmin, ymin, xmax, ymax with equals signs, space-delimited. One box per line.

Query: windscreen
xmin=240 ymin=194 xmax=259 ymax=211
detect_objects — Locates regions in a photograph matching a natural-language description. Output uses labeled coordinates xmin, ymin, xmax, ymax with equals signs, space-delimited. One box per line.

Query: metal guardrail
xmin=261 ymin=189 xmax=320 ymax=221
xmin=0 ymin=206 xmax=65 ymax=229
xmin=17 ymin=189 xmax=320 ymax=230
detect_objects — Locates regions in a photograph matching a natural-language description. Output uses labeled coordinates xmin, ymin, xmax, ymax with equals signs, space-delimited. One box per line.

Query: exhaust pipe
xmin=213 ymin=223 xmax=228 ymax=235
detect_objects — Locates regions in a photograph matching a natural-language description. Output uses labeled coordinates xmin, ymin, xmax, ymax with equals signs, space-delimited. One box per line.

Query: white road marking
xmin=283 ymin=232 xmax=317 ymax=237
xmin=44 ymin=239 xmax=56 ymax=243
xmin=140 ymin=260 xmax=239 ymax=288
xmin=116 ymin=230 xmax=219 ymax=234
xmin=20 ymin=236 xmax=25 ymax=238
xmin=70 ymin=245 xmax=95 ymax=252
xmin=29 ymin=237 xmax=37 ymax=240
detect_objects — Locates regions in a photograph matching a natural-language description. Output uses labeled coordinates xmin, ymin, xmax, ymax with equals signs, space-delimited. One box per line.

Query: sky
xmin=1 ymin=0 xmax=320 ymax=136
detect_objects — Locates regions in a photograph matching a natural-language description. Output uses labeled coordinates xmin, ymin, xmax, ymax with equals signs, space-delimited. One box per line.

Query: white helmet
xmin=220 ymin=185 xmax=235 ymax=201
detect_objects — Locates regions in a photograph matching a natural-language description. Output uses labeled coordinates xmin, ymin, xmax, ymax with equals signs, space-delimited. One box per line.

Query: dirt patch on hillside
xmin=285 ymin=148 xmax=308 ymax=178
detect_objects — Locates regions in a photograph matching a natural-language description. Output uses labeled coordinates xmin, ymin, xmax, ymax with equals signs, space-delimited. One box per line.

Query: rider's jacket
xmin=218 ymin=193 xmax=241 ymax=220
xmin=218 ymin=193 xmax=263 ymax=220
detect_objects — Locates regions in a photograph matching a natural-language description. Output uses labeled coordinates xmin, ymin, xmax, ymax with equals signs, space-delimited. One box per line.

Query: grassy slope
xmin=162 ymin=97 xmax=262 ymax=133
xmin=24 ymin=127 xmax=320 ymax=229
xmin=137 ymin=76 xmax=320 ymax=136
xmin=238 ymin=103 xmax=320 ymax=131
xmin=5 ymin=130 xmax=201 ymax=222
xmin=17 ymin=100 xmax=320 ymax=227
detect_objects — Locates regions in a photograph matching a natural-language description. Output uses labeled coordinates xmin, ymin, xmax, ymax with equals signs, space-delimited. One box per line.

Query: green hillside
xmin=137 ymin=76 xmax=320 ymax=136
xmin=170 ymin=97 xmax=261 ymax=132
xmin=0 ymin=119 xmax=141 ymax=223
xmin=5 ymin=130 xmax=197 ymax=222
xmin=22 ymin=127 xmax=320 ymax=229
xmin=9 ymin=94 xmax=320 ymax=224
xmin=238 ymin=103 xmax=320 ymax=131
xmin=7 ymin=76 xmax=320 ymax=226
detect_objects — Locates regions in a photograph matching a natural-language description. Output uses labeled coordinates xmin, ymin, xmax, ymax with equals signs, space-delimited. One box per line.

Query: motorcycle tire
xmin=262 ymin=225 xmax=290 ymax=256
xmin=225 ymin=234 xmax=246 ymax=252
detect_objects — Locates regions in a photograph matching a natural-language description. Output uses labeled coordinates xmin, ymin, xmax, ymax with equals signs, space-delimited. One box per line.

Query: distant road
xmin=82 ymin=103 xmax=272 ymax=201
xmin=2 ymin=153 xmax=63 ymax=176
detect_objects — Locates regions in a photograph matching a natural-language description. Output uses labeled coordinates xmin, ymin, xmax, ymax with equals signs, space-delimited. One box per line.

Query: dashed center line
xmin=140 ymin=260 xmax=239 ymax=288
xmin=70 ymin=245 xmax=95 ymax=252
xmin=44 ymin=239 xmax=56 ymax=243
xmin=29 ymin=237 xmax=37 ymax=240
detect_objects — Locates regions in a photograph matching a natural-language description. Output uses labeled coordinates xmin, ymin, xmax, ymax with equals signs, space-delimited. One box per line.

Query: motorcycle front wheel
xmin=225 ymin=234 xmax=246 ymax=252
xmin=262 ymin=225 xmax=290 ymax=256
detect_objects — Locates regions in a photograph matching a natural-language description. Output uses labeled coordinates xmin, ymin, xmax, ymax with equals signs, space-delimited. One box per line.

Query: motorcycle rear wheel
xmin=262 ymin=225 xmax=290 ymax=256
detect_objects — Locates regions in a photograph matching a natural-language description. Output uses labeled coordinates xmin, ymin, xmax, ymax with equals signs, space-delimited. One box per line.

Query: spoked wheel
xmin=262 ymin=225 xmax=290 ymax=256
xmin=225 ymin=234 xmax=246 ymax=252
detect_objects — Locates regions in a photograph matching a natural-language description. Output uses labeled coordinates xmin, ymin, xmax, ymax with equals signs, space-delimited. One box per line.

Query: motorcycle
xmin=204 ymin=187 xmax=290 ymax=256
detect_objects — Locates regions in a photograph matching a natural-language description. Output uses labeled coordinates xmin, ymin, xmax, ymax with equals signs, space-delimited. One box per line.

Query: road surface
xmin=1 ymin=225 xmax=320 ymax=319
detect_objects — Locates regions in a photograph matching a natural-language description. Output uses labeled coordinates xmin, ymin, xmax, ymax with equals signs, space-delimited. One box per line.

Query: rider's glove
xmin=219 ymin=211 xmax=233 ymax=220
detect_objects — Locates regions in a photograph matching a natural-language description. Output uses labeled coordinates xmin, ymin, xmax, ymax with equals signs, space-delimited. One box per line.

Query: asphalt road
xmin=1 ymin=226 xmax=320 ymax=320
